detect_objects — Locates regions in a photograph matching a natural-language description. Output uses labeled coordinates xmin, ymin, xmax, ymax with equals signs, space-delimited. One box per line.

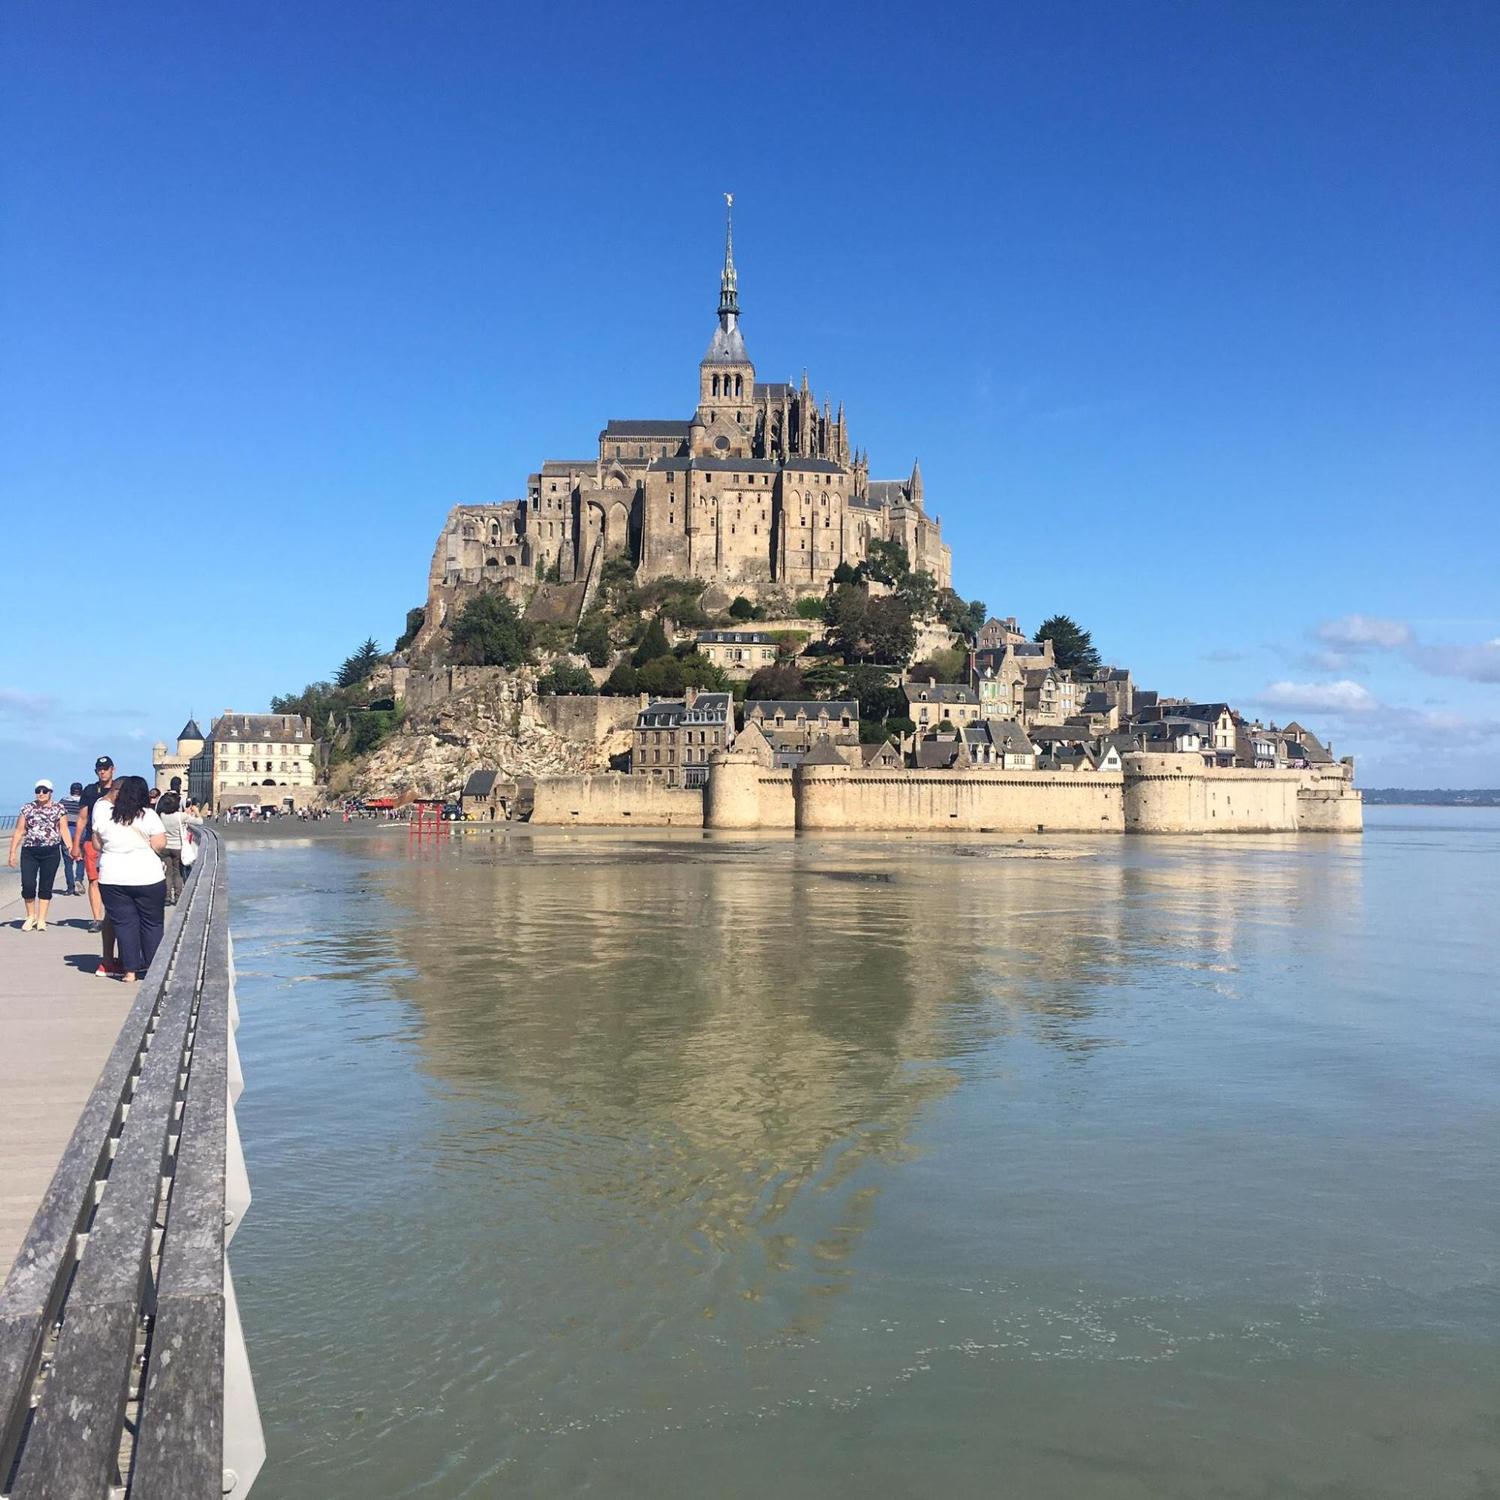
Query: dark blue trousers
xmin=100 ymin=881 xmax=166 ymax=974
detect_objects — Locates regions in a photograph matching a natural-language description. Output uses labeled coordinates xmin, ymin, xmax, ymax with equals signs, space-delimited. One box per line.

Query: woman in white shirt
xmin=91 ymin=776 xmax=167 ymax=982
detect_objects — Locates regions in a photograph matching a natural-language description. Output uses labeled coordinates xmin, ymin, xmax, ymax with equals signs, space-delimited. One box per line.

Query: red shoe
xmin=96 ymin=961 xmax=122 ymax=978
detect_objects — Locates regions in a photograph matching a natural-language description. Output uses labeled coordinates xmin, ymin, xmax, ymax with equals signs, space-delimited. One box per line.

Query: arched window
xmin=712 ymin=374 xmax=720 ymax=397
xmin=734 ymin=374 xmax=742 ymax=397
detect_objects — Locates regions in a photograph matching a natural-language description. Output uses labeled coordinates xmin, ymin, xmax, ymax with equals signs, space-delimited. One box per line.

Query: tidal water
xmin=228 ymin=810 xmax=1500 ymax=1499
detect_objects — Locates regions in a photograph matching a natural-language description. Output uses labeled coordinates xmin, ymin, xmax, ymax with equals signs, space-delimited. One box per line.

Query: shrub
xmin=794 ymin=595 xmax=825 ymax=620
xmin=729 ymin=595 xmax=758 ymax=621
xmin=449 ymin=594 xmax=531 ymax=668
xmin=538 ymin=661 xmax=597 ymax=696
xmin=575 ymin=611 xmax=613 ymax=667
xmin=747 ymin=662 xmax=806 ymax=701
xmin=632 ymin=615 xmax=671 ymax=667
xmin=602 ymin=663 xmax=639 ymax=696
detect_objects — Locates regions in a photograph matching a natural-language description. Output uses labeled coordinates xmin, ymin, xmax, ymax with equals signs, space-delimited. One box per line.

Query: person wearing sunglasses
xmin=7 ymin=778 xmax=75 ymax=932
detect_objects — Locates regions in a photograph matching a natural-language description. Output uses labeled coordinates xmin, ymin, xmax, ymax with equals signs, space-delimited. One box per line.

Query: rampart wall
xmin=530 ymin=775 xmax=705 ymax=826
xmin=529 ymin=754 xmax=1362 ymax=834
xmin=792 ymin=764 xmax=1125 ymax=833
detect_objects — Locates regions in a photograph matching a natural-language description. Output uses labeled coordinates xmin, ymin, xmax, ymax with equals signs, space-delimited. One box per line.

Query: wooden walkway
xmin=0 ymin=885 xmax=169 ymax=1276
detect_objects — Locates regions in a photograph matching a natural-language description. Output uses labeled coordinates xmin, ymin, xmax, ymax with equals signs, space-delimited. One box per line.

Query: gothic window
xmin=734 ymin=374 xmax=742 ymax=396
xmin=712 ymin=374 xmax=720 ymax=396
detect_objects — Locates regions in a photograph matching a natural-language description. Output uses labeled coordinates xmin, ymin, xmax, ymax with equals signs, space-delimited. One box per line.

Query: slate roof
xmin=462 ymin=770 xmax=499 ymax=799
xmin=178 ymin=719 xmax=203 ymax=740
xmin=865 ymin=480 xmax=908 ymax=505
xmin=211 ymin=713 xmax=312 ymax=744
xmin=704 ymin=321 xmax=750 ymax=364
xmin=603 ymin=420 xmax=692 ymax=437
xmin=754 ymin=382 xmax=792 ymax=398
xmin=860 ymin=739 xmax=902 ymax=767
xmin=916 ymin=737 xmax=964 ymax=770
xmin=698 ymin=630 xmax=780 ymax=645
xmin=967 ymin=718 xmax=1033 ymax=756
xmin=784 ymin=458 xmax=843 ymax=474
xmin=801 ymin=740 xmax=851 ymax=767
xmin=904 ymin=682 xmax=978 ymax=705
xmin=746 ymin=700 xmax=858 ymax=721
xmin=636 ymin=693 xmax=732 ymax=729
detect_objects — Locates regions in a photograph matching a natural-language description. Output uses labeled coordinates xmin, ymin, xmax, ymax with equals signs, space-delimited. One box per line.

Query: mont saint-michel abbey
xmin=426 ymin=201 xmax=951 ymax=618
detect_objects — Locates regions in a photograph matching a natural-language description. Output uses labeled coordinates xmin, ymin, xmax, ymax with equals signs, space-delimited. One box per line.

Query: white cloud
xmin=1257 ymin=679 xmax=1381 ymax=714
xmin=1315 ymin=614 xmax=1413 ymax=651
xmin=1428 ymin=639 xmax=1500 ymax=684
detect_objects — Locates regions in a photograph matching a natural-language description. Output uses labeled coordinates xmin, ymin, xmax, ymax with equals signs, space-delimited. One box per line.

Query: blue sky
xmin=2 ymin=0 xmax=1497 ymax=801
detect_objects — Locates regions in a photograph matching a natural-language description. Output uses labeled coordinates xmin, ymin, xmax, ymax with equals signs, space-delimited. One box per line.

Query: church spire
xmin=718 ymin=192 xmax=739 ymax=322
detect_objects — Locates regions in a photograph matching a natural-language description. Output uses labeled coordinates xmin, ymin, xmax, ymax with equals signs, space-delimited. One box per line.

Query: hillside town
xmin=148 ymin=205 xmax=1352 ymax=825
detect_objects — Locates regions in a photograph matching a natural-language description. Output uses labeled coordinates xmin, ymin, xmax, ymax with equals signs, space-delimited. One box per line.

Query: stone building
xmin=694 ymin=629 xmax=784 ymax=678
xmin=179 ymin=712 xmax=321 ymax=812
xmin=152 ymin=718 xmax=205 ymax=795
xmin=631 ymin=690 xmax=735 ymax=789
xmin=738 ymin=699 xmax=860 ymax=769
xmin=904 ymin=679 xmax=982 ymax=732
xmin=420 ymin=199 xmax=951 ymax=643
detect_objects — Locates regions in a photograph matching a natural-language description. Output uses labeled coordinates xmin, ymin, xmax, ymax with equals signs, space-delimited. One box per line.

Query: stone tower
xmin=693 ymin=194 xmax=755 ymax=459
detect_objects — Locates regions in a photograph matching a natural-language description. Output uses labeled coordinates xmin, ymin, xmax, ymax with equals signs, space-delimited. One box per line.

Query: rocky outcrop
xmin=350 ymin=667 xmax=631 ymax=799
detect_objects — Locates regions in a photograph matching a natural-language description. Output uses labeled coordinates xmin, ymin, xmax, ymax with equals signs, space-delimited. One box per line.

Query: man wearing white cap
xmin=7 ymin=778 xmax=76 ymax=932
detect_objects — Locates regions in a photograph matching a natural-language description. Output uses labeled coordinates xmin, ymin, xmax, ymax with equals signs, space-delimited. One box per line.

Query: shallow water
xmin=229 ymin=810 xmax=1500 ymax=1498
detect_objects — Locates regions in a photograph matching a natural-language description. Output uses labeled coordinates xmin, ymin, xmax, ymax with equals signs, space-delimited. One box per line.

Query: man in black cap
xmin=74 ymin=756 xmax=117 ymax=940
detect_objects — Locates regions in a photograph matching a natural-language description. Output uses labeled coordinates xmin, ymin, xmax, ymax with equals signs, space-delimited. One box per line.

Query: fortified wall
xmin=529 ymin=752 xmax=1363 ymax=834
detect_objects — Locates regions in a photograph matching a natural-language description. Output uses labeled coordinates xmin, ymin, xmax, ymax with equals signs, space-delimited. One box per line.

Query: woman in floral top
xmin=7 ymin=778 xmax=75 ymax=932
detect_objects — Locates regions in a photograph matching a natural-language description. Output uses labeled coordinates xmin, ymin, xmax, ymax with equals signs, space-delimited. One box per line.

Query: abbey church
xmin=424 ymin=201 xmax=951 ymax=624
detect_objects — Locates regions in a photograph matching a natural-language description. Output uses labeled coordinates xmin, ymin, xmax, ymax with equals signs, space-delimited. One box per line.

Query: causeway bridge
xmin=0 ymin=830 xmax=263 ymax=1497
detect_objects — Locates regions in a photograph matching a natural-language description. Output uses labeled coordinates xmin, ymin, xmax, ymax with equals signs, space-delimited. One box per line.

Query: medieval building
xmin=424 ymin=200 xmax=951 ymax=633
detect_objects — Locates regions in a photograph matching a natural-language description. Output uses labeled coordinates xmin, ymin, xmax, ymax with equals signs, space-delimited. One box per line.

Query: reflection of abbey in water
xmin=423 ymin=195 xmax=950 ymax=629
xmin=373 ymin=833 xmax=1357 ymax=1331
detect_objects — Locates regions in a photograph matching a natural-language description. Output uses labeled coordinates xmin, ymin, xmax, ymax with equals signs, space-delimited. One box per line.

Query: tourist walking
xmin=7 ymin=779 xmax=75 ymax=931
xmin=91 ymin=775 xmax=167 ymax=982
xmin=156 ymin=792 xmax=190 ymax=905
xmin=74 ymin=756 xmax=117 ymax=933
xmin=60 ymin=781 xmax=85 ymax=894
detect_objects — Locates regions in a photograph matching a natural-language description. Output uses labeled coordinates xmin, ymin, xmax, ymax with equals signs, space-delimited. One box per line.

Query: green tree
xmin=897 ymin=569 xmax=938 ymax=622
xmin=676 ymin=651 xmax=728 ymax=690
xmin=832 ymin=561 xmax=861 ymax=586
xmin=794 ymin=595 xmax=826 ymax=620
xmin=1035 ymin=614 xmax=1101 ymax=672
xmin=746 ymin=662 xmax=806 ymax=700
xmin=862 ymin=538 xmax=911 ymax=587
xmin=538 ymin=661 xmax=597 ymax=696
xmin=394 ymin=607 xmax=425 ymax=653
xmin=543 ymin=554 xmax=563 ymax=584
xmin=632 ymin=614 xmax=671 ymax=667
xmin=865 ymin=596 xmax=916 ymax=665
xmin=909 ymin=646 xmax=968 ymax=684
xmin=448 ymin=594 xmax=532 ymax=668
xmin=336 ymin=637 xmax=382 ymax=688
xmin=728 ymin=595 xmax=758 ymax=621
xmin=602 ymin=662 xmax=639 ymax=696
xmin=843 ymin=664 xmax=904 ymax=721
xmin=575 ymin=611 xmax=613 ymax=667
xmin=636 ymin=655 xmax=687 ymax=697
xmin=348 ymin=706 xmax=404 ymax=755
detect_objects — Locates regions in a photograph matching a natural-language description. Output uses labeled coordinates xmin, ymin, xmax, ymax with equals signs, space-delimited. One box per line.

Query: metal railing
xmin=0 ymin=828 xmax=263 ymax=1497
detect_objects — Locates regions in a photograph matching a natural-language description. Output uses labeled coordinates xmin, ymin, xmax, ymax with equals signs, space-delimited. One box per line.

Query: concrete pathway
xmin=0 ymin=883 xmax=144 ymax=1275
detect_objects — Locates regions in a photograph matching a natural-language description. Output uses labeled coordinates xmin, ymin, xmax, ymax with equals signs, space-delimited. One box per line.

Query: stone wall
xmin=535 ymin=694 xmax=638 ymax=746
xmin=793 ymin=763 xmax=1125 ymax=834
xmin=530 ymin=774 xmax=705 ymax=826
xmin=1121 ymin=754 xmax=1303 ymax=833
xmin=535 ymin=752 xmax=1364 ymax=835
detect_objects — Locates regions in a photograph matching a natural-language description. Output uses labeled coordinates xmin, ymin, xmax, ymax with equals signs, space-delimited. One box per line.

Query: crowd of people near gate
xmin=6 ymin=756 xmax=206 ymax=983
